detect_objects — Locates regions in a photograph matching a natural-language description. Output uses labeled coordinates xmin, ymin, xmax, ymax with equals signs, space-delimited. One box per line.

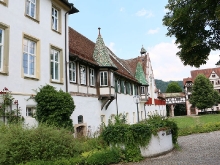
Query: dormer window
xmin=100 ymin=71 xmax=108 ymax=86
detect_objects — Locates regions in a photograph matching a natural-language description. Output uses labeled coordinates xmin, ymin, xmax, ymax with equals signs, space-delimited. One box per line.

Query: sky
xmin=68 ymin=0 xmax=220 ymax=81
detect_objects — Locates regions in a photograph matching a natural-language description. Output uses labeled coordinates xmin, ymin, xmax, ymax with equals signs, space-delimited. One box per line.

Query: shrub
xmin=101 ymin=115 xmax=178 ymax=162
xmin=34 ymin=85 xmax=75 ymax=130
xmin=0 ymin=124 xmax=84 ymax=165
xmin=85 ymin=147 xmax=121 ymax=165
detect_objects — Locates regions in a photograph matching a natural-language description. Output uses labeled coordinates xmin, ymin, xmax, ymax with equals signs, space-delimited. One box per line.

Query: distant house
xmin=183 ymin=67 xmax=220 ymax=115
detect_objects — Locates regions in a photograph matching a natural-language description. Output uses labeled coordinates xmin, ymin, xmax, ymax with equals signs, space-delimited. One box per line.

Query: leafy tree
xmin=190 ymin=74 xmax=217 ymax=110
xmin=35 ymin=85 xmax=75 ymax=130
xmin=163 ymin=0 xmax=220 ymax=67
xmin=166 ymin=82 xmax=182 ymax=93
xmin=166 ymin=82 xmax=186 ymax=116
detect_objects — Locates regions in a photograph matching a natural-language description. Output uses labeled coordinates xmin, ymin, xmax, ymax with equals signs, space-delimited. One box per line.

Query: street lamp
xmin=133 ymin=95 xmax=140 ymax=122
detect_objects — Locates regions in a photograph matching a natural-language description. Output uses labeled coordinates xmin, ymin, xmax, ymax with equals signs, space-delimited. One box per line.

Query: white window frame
xmin=0 ymin=28 xmax=4 ymax=72
xmin=50 ymin=49 xmax=60 ymax=81
xmin=23 ymin=38 xmax=36 ymax=77
xmin=124 ymin=81 xmax=126 ymax=94
xmin=90 ymin=68 xmax=95 ymax=86
xmin=100 ymin=71 xmax=108 ymax=86
xmin=26 ymin=0 xmax=36 ymax=18
xmin=111 ymin=72 xmax=114 ymax=87
xmin=80 ymin=65 xmax=86 ymax=85
xmin=26 ymin=107 xmax=36 ymax=117
xmin=69 ymin=62 xmax=76 ymax=83
xmin=52 ymin=7 xmax=59 ymax=31
xmin=117 ymin=80 xmax=120 ymax=93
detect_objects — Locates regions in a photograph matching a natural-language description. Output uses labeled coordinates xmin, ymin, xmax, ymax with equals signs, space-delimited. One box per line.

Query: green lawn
xmin=169 ymin=114 xmax=220 ymax=136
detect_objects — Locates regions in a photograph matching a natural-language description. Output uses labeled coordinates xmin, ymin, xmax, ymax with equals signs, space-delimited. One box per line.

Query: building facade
xmin=183 ymin=67 xmax=220 ymax=115
xmin=0 ymin=0 xmax=166 ymax=136
xmin=68 ymin=28 xmax=166 ymax=136
xmin=0 ymin=0 xmax=78 ymax=126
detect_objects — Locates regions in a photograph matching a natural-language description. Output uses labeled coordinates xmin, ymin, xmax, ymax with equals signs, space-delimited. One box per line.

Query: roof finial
xmin=98 ymin=27 xmax=101 ymax=35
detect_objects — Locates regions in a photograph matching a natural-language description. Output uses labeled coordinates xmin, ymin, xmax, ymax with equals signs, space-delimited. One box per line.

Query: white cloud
xmin=108 ymin=42 xmax=116 ymax=53
xmin=163 ymin=8 xmax=169 ymax=13
xmin=147 ymin=28 xmax=160 ymax=34
xmin=148 ymin=41 xmax=220 ymax=81
xmin=136 ymin=9 xmax=153 ymax=18
xmin=120 ymin=7 xmax=125 ymax=12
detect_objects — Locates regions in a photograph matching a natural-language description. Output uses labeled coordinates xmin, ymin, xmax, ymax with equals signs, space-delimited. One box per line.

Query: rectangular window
xmin=69 ymin=62 xmax=76 ymax=83
xmin=52 ymin=7 xmax=59 ymax=31
xmin=120 ymin=81 xmax=124 ymax=93
xmin=26 ymin=107 xmax=36 ymax=117
xmin=100 ymin=71 xmax=108 ymax=86
xmin=126 ymin=113 xmax=129 ymax=124
xmin=50 ymin=49 xmax=60 ymax=81
xmin=23 ymin=38 xmax=36 ymax=77
xmin=141 ymin=86 xmax=145 ymax=95
xmin=111 ymin=72 xmax=114 ymax=87
xmin=80 ymin=65 xmax=86 ymax=85
xmin=101 ymin=115 xmax=105 ymax=124
xmin=90 ymin=68 xmax=95 ymax=86
xmin=117 ymin=80 xmax=120 ymax=93
xmin=0 ymin=28 xmax=4 ymax=71
xmin=26 ymin=0 xmax=36 ymax=18
xmin=126 ymin=82 xmax=130 ymax=95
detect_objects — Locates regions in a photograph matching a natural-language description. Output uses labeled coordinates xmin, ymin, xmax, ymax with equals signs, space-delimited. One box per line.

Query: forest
xmin=155 ymin=79 xmax=184 ymax=93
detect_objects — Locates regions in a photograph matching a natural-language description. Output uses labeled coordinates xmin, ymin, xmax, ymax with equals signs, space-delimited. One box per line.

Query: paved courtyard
xmin=118 ymin=131 xmax=220 ymax=165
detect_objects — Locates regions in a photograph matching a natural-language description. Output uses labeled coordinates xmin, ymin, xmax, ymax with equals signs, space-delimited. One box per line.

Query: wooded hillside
xmin=155 ymin=79 xmax=183 ymax=93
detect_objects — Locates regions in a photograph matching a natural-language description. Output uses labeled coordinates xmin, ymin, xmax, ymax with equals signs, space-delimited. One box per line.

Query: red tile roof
xmin=183 ymin=67 xmax=220 ymax=85
xmin=191 ymin=68 xmax=220 ymax=82
xmin=69 ymin=27 xmax=98 ymax=66
xmin=183 ymin=77 xmax=192 ymax=86
xmin=68 ymin=27 xmax=140 ymax=83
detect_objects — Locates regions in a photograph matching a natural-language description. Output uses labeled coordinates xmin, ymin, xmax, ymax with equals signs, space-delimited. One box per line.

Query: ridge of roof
xmin=107 ymin=48 xmax=131 ymax=74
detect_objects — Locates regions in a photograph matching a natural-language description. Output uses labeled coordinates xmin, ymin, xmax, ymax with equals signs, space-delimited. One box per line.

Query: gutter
xmin=64 ymin=3 xmax=79 ymax=92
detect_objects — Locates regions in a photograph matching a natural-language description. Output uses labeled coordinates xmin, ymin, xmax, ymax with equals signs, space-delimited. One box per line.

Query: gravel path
xmin=117 ymin=131 xmax=220 ymax=165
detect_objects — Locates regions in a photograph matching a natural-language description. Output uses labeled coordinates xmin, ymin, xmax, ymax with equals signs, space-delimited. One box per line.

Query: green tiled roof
xmin=135 ymin=62 xmax=148 ymax=85
xmin=93 ymin=33 xmax=116 ymax=68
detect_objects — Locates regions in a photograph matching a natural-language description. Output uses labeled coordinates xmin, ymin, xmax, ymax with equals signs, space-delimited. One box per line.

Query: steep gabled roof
xmin=93 ymin=29 xmax=117 ymax=68
xmin=191 ymin=68 xmax=220 ymax=82
xmin=68 ymin=27 xmax=140 ymax=83
xmin=183 ymin=77 xmax=192 ymax=86
xmin=135 ymin=62 xmax=148 ymax=85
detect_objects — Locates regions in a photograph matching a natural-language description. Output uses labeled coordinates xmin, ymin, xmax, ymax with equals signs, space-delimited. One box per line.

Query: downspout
xmin=64 ymin=3 xmax=79 ymax=92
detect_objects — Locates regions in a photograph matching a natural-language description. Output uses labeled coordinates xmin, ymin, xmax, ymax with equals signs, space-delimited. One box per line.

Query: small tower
xmin=140 ymin=45 xmax=147 ymax=55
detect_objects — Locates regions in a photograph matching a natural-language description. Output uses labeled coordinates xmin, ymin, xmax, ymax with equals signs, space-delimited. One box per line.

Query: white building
xmin=0 ymin=0 xmax=78 ymax=126
xmin=0 ymin=0 xmax=166 ymax=136
xmin=68 ymin=28 xmax=166 ymax=136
